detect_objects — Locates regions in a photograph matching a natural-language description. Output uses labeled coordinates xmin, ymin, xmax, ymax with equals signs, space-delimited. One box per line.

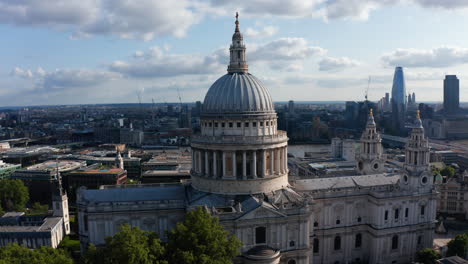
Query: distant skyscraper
xmin=412 ymin=92 xmax=416 ymax=104
xmin=391 ymin=66 xmax=407 ymax=134
xmin=385 ymin=92 xmax=390 ymax=111
xmin=444 ymin=75 xmax=459 ymax=115
xmin=288 ymin=100 xmax=295 ymax=115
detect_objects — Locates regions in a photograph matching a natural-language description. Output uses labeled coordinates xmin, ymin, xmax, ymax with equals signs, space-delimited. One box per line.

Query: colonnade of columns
xmin=192 ymin=147 xmax=288 ymax=179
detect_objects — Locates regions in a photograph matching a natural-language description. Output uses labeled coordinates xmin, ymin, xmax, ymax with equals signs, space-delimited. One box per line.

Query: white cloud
xmin=0 ymin=0 xmax=200 ymax=40
xmin=11 ymin=67 xmax=120 ymax=91
xmin=109 ymin=46 xmax=224 ymax=78
xmin=414 ymin=0 xmax=468 ymax=9
xmin=318 ymin=56 xmax=361 ymax=71
xmin=381 ymin=46 xmax=468 ymax=68
xmin=11 ymin=67 xmax=33 ymax=79
xmin=244 ymin=26 xmax=278 ymax=39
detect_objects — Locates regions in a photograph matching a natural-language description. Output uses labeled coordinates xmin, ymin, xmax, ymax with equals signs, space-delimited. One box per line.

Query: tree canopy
xmin=0 ymin=179 xmax=29 ymax=211
xmin=0 ymin=243 xmax=73 ymax=264
xmin=447 ymin=232 xmax=468 ymax=258
xmin=416 ymin=248 xmax=441 ymax=264
xmin=440 ymin=166 xmax=456 ymax=178
xmin=84 ymin=224 xmax=167 ymax=264
xmin=84 ymin=206 xmax=242 ymax=264
xmin=166 ymin=207 xmax=242 ymax=264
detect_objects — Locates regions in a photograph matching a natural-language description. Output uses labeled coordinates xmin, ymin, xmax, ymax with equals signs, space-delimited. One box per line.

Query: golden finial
xmin=416 ymin=110 xmax=421 ymax=119
xmin=369 ymin=108 xmax=373 ymax=117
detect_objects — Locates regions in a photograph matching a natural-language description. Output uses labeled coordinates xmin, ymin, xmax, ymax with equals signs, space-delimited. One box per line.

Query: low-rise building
xmin=11 ymin=160 xmax=85 ymax=204
xmin=0 ymin=160 xmax=21 ymax=179
xmin=64 ymin=163 xmax=127 ymax=194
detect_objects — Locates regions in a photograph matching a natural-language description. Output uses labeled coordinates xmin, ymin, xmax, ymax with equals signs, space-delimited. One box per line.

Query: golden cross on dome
xmin=416 ymin=110 xmax=421 ymax=119
xmin=369 ymin=108 xmax=373 ymax=117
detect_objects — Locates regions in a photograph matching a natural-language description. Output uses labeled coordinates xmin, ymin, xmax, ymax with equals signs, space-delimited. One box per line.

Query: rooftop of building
xmin=294 ymin=173 xmax=400 ymax=192
xmin=0 ymin=212 xmax=62 ymax=233
xmin=67 ymin=164 xmax=126 ymax=175
xmin=0 ymin=160 xmax=21 ymax=169
xmin=2 ymin=146 xmax=59 ymax=157
xmin=79 ymin=184 xmax=186 ymax=202
xmin=21 ymin=160 xmax=84 ymax=172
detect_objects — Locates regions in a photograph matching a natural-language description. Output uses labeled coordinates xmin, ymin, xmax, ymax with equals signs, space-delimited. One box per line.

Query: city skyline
xmin=1 ymin=1 xmax=468 ymax=106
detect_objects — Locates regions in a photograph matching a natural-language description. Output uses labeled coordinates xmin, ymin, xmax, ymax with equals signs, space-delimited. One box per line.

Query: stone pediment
xmin=237 ymin=204 xmax=286 ymax=220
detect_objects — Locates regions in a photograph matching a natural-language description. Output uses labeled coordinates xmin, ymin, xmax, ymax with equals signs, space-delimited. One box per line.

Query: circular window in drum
xmin=421 ymin=176 xmax=428 ymax=184
xmin=373 ymin=163 xmax=379 ymax=169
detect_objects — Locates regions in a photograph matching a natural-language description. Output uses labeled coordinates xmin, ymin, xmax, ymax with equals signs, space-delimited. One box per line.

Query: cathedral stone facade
xmin=77 ymin=15 xmax=436 ymax=264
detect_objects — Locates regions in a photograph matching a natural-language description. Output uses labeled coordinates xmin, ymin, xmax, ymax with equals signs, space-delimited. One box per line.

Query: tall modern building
xmin=444 ymin=75 xmax=459 ymax=115
xmin=391 ymin=67 xmax=407 ymax=134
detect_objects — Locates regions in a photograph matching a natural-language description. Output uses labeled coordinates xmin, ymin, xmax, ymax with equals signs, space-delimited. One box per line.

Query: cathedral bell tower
xmin=53 ymin=162 xmax=70 ymax=235
xmin=401 ymin=111 xmax=432 ymax=188
xmin=227 ymin=12 xmax=248 ymax=74
xmin=356 ymin=109 xmax=385 ymax=174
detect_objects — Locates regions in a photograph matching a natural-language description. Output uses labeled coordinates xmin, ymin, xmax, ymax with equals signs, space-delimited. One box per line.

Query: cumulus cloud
xmin=109 ymin=46 xmax=224 ymax=78
xmin=381 ymin=46 xmax=468 ymax=68
xmin=318 ymin=56 xmax=361 ymax=71
xmin=244 ymin=26 xmax=278 ymax=39
xmin=11 ymin=67 xmax=120 ymax=90
xmin=0 ymin=0 xmax=199 ymax=40
xmin=414 ymin=0 xmax=468 ymax=8
xmin=250 ymin=38 xmax=326 ymax=61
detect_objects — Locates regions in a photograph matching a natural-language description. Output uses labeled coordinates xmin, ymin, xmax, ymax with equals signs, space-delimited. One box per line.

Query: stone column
xmin=270 ymin=149 xmax=275 ymax=175
xmin=205 ymin=151 xmax=209 ymax=177
xmin=213 ymin=151 xmax=217 ymax=178
xmin=279 ymin=148 xmax=284 ymax=174
xmin=261 ymin=150 xmax=266 ymax=177
xmin=242 ymin=151 xmax=247 ymax=180
xmin=284 ymin=147 xmax=288 ymax=173
xmin=252 ymin=151 xmax=257 ymax=179
xmin=222 ymin=151 xmax=226 ymax=178
xmin=232 ymin=151 xmax=237 ymax=178
xmin=274 ymin=149 xmax=279 ymax=174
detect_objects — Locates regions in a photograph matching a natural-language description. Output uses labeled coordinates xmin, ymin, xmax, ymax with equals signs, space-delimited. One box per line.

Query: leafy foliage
xmin=166 ymin=206 xmax=242 ymax=264
xmin=440 ymin=166 xmax=456 ymax=178
xmin=59 ymin=236 xmax=81 ymax=254
xmin=0 ymin=179 xmax=29 ymax=211
xmin=27 ymin=202 xmax=49 ymax=215
xmin=0 ymin=243 xmax=73 ymax=264
xmin=447 ymin=232 xmax=468 ymax=257
xmin=416 ymin=248 xmax=441 ymax=264
xmin=84 ymin=224 xmax=167 ymax=264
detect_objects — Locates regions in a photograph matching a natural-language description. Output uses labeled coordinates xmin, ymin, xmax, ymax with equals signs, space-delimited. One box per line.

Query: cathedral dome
xmin=202 ymin=73 xmax=274 ymax=115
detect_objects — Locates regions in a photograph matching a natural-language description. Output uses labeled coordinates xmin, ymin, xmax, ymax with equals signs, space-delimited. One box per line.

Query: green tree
xmin=166 ymin=206 xmax=242 ymax=264
xmin=0 ymin=179 xmax=29 ymax=211
xmin=447 ymin=233 xmax=468 ymax=257
xmin=441 ymin=166 xmax=456 ymax=178
xmin=84 ymin=224 xmax=167 ymax=264
xmin=0 ymin=243 xmax=73 ymax=264
xmin=416 ymin=248 xmax=441 ymax=264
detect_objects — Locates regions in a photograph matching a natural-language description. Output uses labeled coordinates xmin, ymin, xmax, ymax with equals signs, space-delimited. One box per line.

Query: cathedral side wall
xmin=192 ymin=174 xmax=289 ymax=194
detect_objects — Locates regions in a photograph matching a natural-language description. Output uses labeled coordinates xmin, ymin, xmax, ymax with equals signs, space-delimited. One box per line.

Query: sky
xmin=2 ymin=0 xmax=468 ymax=106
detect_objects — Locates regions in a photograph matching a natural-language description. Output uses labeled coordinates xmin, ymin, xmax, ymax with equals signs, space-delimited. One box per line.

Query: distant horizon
xmin=0 ymin=100 xmax=453 ymax=110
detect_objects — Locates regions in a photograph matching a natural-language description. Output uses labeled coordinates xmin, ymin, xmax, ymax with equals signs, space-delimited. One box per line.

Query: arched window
xmin=405 ymin=208 xmax=409 ymax=218
xmin=391 ymin=235 xmax=398 ymax=250
xmin=357 ymin=216 xmax=362 ymax=222
xmin=314 ymin=221 xmax=319 ymax=227
xmin=336 ymin=219 xmax=341 ymax=225
xmin=334 ymin=236 xmax=341 ymax=250
xmin=355 ymin=233 xmax=362 ymax=248
xmin=289 ymin=240 xmax=295 ymax=247
xmin=394 ymin=209 xmax=399 ymax=219
xmin=255 ymin=226 xmax=266 ymax=244
xmin=313 ymin=238 xmax=319 ymax=253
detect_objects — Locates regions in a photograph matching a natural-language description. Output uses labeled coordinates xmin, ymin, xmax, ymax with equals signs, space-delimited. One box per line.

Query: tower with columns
xmin=356 ymin=109 xmax=385 ymax=175
xmin=401 ymin=110 xmax=432 ymax=188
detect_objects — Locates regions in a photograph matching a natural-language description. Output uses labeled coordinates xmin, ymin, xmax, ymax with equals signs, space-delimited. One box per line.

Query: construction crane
xmin=177 ymin=88 xmax=183 ymax=112
xmin=365 ymin=76 xmax=371 ymax=101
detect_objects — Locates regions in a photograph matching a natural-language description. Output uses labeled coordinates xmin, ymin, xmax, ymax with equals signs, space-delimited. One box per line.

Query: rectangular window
xmin=260 ymin=121 xmax=264 ymax=126
xmin=405 ymin=208 xmax=409 ymax=218
xmin=394 ymin=209 xmax=399 ymax=220
xmin=384 ymin=210 xmax=388 ymax=221
xmin=209 ymin=123 xmax=212 ymax=127
xmin=253 ymin=122 xmax=257 ymax=127
xmin=421 ymin=205 xmax=425 ymax=216
xmin=229 ymin=122 xmax=233 ymax=128
xmin=214 ymin=122 xmax=218 ymax=127
xmin=221 ymin=123 xmax=225 ymax=127
xmin=417 ymin=235 xmax=422 ymax=245
xmin=245 ymin=122 xmax=249 ymax=127
xmin=266 ymin=121 xmax=269 ymax=126
xmin=237 ymin=122 xmax=241 ymax=128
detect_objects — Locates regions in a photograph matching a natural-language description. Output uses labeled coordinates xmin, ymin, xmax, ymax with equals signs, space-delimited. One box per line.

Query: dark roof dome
xmin=202 ymin=73 xmax=274 ymax=115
